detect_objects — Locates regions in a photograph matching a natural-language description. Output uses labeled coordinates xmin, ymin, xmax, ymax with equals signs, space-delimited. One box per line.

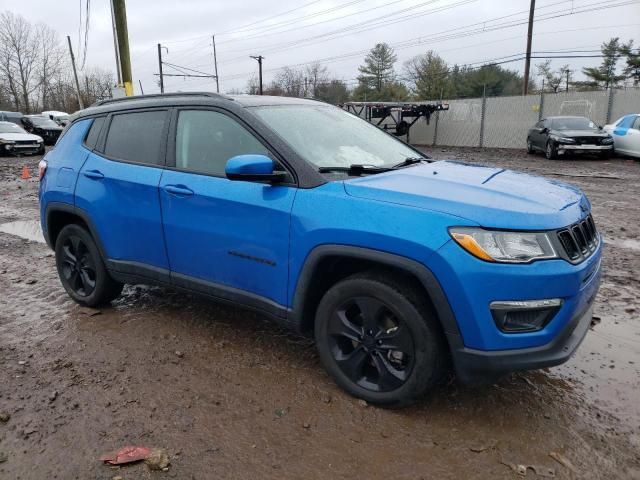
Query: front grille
xmin=556 ymin=214 xmax=599 ymax=262
xmin=15 ymin=140 xmax=37 ymax=145
xmin=573 ymin=136 xmax=600 ymax=145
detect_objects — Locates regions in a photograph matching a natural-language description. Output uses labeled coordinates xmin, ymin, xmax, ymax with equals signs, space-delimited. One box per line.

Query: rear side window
xmin=633 ymin=116 xmax=640 ymax=130
xmin=84 ymin=117 xmax=105 ymax=149
xmin=175 ymin=110 xmax=268 ymax=176
xmin=104 ymin=110 xmax=167 ymax=165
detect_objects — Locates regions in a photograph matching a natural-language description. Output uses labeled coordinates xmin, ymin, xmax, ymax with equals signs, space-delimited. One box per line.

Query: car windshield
xmin=550 ymin=117 xmax=595 ymax=130
xmin=0 ymin=123 xmax=26 ymax=134
xmin=252 ymin=104 xmax=423 ymax=169
xmin=30 ymin=117 xmax=59 ymax=127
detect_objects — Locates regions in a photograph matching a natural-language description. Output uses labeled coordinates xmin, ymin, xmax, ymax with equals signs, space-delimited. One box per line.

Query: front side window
xmin=104 ymin=110 xmax=167 ymax=165
xmin=252 ymin=105 xmax=421 ymax=169
xmin=175 ymin=110 xmax=269 ymax=176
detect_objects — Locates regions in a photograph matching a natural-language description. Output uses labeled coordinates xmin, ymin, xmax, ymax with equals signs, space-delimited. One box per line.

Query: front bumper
xmin=451 ymin=295 xmax=595 ymax=384
xmin=558 ymin=144 xmax=612 ymax=152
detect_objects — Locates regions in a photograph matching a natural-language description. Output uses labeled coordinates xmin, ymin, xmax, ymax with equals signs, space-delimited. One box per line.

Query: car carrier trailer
xmin=340 ymin=101 xmax=449 ymax=142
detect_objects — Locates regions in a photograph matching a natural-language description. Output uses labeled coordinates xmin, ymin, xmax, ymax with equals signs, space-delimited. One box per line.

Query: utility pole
xmin=111 ymin=0 xmax=133 ymax=96
xmin=565 ymin=69 xmax=570 ymax=92
xmin=138 ymin=79 xmax=144 ymax=95
xmin=109 ymin=0 xmax=122 ymax=84
xmin=157 ymin=44 xmax=165 ymax=93
xmin=212 ymin=35 xmax=220 ymax=93
xmin=250 ymin=55 xmax=264 ymax=95
xmin=522 ymin=0 xmax=536 ymax=96
xmin=67 ymin=35 xmax=84 ymax=109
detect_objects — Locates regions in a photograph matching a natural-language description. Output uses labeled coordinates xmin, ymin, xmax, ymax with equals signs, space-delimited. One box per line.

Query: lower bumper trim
xmin=450 ymin=299 xmax=594 ymax=385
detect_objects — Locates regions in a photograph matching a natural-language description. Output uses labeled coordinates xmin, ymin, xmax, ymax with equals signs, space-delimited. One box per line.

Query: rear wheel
xmin=314 ymin=272 xmax=446 ymax=407
xmin=55 ymin=224 xmax=123 ymax=307
xmin=526 ymin=138 xmax=535 ymax=154
xmin=545 ymin=140 xmax=558 ymax=160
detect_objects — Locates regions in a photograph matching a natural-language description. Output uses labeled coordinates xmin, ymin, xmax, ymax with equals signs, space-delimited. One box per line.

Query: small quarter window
xmin=104 ymin=110 xmax=167 ymax=165
xmin=84 ymin=117 xmax=105 ymax=149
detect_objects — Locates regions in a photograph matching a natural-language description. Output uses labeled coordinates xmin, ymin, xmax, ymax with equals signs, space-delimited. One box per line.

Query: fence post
xmin=606 ymin=88 xmax=615 ymax=124
xmin=479 ymin=84 xmax=487 ymax=148
xmin=538 ymin=90 xmax=544 ymax=121
xmin=432 ymin=111 xmax=439 ymax=147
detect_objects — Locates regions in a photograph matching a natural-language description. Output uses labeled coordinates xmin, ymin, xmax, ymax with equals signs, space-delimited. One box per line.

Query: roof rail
xmin=92 ymin=91 xmax=231 ymax=107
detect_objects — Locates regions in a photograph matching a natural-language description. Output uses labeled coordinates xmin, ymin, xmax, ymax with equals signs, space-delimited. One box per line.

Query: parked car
xmin=21 ymin=115 xmax=64 ymax=145
xmin=42 ymin=110 xmax=70 ymax=127
xmin=527 ymin=116 xmax=614 ymax=159
xmin=603 ymin=114 xmax=640 ymax=159
xmin=39 ymin=93 xmax=602 ymax=406
xmin=0 ymin=121 xmax=44 ymax=156
xmin=0 ymin=110 xmax=24 ymax=126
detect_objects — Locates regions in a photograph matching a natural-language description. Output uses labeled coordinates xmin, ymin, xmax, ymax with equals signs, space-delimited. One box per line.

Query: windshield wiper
xmin=318 ymin=164 xmax=392 ymax=176
xmin=391 ymin=156 xmax=428 ymax=169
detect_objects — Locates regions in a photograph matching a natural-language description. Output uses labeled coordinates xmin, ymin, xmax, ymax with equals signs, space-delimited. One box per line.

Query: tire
xmin=55 ymin=224 xmax=123 ymax=307
xmin=37 ymin=145 xmax=45 ymax=155
xmin=545 ymin=140 xmax=558 ymax=160
xmin=314 ymin=271 xmax=447 ymax=407
xmin=526 ymin=138 xmax=535 ymax=154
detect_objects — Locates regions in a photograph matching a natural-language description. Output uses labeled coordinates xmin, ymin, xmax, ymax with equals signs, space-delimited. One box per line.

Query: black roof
xmin=75 ymin=92 xmax=323 ymax=121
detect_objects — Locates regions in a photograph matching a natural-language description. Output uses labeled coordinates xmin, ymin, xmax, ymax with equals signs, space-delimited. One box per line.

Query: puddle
xmin=0 ymin=220 xmax=45 ymax=243
xmin=604 ymin=237 xmax=640 ymax=252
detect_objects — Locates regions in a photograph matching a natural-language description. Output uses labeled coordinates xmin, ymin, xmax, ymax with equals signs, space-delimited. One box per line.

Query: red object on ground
xmin=21 ymin=166 xmax=30 ymax=180
xmin=99 ymin=446 xmax=153 ymax=465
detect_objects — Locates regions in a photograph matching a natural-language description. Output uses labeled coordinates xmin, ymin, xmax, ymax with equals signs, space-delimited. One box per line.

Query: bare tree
xmin=0 ymin=11 xmax=41 ymax=112
xmin=36 ymin=23 xmax=66 ymax=110
xmin=304 ymin=62 xmax=329 ymax=97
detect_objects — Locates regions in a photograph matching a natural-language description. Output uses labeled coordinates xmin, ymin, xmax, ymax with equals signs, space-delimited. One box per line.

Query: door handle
xmin=163 ymin=184 xmax=194 ymax=196
xmin=83 ymin=170 xmax=104 ymax=180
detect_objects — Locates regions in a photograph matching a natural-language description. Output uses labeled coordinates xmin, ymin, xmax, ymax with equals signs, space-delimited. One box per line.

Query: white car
xmin=603 ymin=114 xmax=640 ymax=158
xmin=0 ymin=121 xmax=45 ymax=156
xmin=41 ymin=110 xmax=70 ymax=127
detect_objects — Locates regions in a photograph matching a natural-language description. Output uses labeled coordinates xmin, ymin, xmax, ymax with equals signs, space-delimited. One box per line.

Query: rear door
xmin=75 ymin=109 xmax=171 ymax=280
xmin=627 ymin=116 xmax=640 ymax=156
xmin=159 ymin=108 xmax=296 ymax=312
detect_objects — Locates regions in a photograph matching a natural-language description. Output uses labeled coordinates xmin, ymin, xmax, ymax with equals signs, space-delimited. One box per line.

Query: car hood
xmin=33 ymin=126 xmax=63 ymax=131
xmin=343 ymin=161 xmax=589 ymax=230
xmin=549 ymin=129 xmax=609 ymax=138
xmin=0 ymin=132 xmax=42 ymax=142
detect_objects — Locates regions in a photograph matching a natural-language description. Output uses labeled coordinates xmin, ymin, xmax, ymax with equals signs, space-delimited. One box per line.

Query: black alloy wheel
xmin=315 ymin=272 xmax=446 ymax=406
xmin=327 ymin=296 xmax=415 ymax=392
xmin=60 ymin=235 xmax=97 ymax=297
xmin=55 ymin=224 xmax=123 ymax=306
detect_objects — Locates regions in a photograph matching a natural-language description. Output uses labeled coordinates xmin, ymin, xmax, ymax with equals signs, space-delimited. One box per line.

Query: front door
xmin=159 ymin=108 xmax=296 ymax=313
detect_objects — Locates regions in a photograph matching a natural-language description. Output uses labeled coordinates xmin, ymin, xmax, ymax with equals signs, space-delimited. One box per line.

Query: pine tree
xmin=355 ymin=43 xmax=398 ymax=100
xmin=582 ymin=38 xmax=626 ymax=89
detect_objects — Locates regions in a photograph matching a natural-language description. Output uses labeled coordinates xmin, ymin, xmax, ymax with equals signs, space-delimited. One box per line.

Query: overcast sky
xmin=3 ymin=0 xmax=639 ymax=95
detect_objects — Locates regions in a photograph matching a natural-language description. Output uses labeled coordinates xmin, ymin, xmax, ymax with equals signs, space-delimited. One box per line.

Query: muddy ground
xmin=0 ymin=147 xmax=638 ymax=479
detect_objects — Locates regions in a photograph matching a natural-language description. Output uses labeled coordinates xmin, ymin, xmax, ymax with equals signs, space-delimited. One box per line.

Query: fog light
xmin=490 ymin=299 xmax=562 ymax=333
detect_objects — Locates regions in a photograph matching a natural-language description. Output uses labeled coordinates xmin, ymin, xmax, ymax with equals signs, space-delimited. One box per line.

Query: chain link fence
xmin=409 ymin=87 xmax=640 ymax=149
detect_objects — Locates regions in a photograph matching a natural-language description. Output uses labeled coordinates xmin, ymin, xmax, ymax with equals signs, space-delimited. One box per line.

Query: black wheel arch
xmin=45 ymin=202 xmax=107 ymax=259
xmin=289 ymin=245 xmax=462 ymax=345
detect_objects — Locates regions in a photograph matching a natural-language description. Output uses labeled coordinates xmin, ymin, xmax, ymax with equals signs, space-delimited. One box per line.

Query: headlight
xmin=0 ymin=139 xmax=15 ymax=145
xmin=449 ymin=227 xmax=558 ymax=263
xmin=601 ymin=137 xmax=613 ymax=144
xmin=550 ymin=135 xmax=576 ymax=144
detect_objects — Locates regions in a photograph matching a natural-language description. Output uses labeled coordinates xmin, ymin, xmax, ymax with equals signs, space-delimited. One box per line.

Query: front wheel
xmin=55 ymin=224 xmax=123 ymax=307
xmin=314 ymin=272 xmax=446 ymax=407
xmin=545 ymin=140 xmax=558 ymax=160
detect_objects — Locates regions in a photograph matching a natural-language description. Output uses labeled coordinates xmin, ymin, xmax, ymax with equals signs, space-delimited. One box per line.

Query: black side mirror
xmin=541 ymin=127 xmax=548 ymax=134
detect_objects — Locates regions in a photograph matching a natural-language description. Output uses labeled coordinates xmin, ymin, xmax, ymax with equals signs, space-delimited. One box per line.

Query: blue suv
xmin=39 ymin=93 xmax=602 ymax=406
